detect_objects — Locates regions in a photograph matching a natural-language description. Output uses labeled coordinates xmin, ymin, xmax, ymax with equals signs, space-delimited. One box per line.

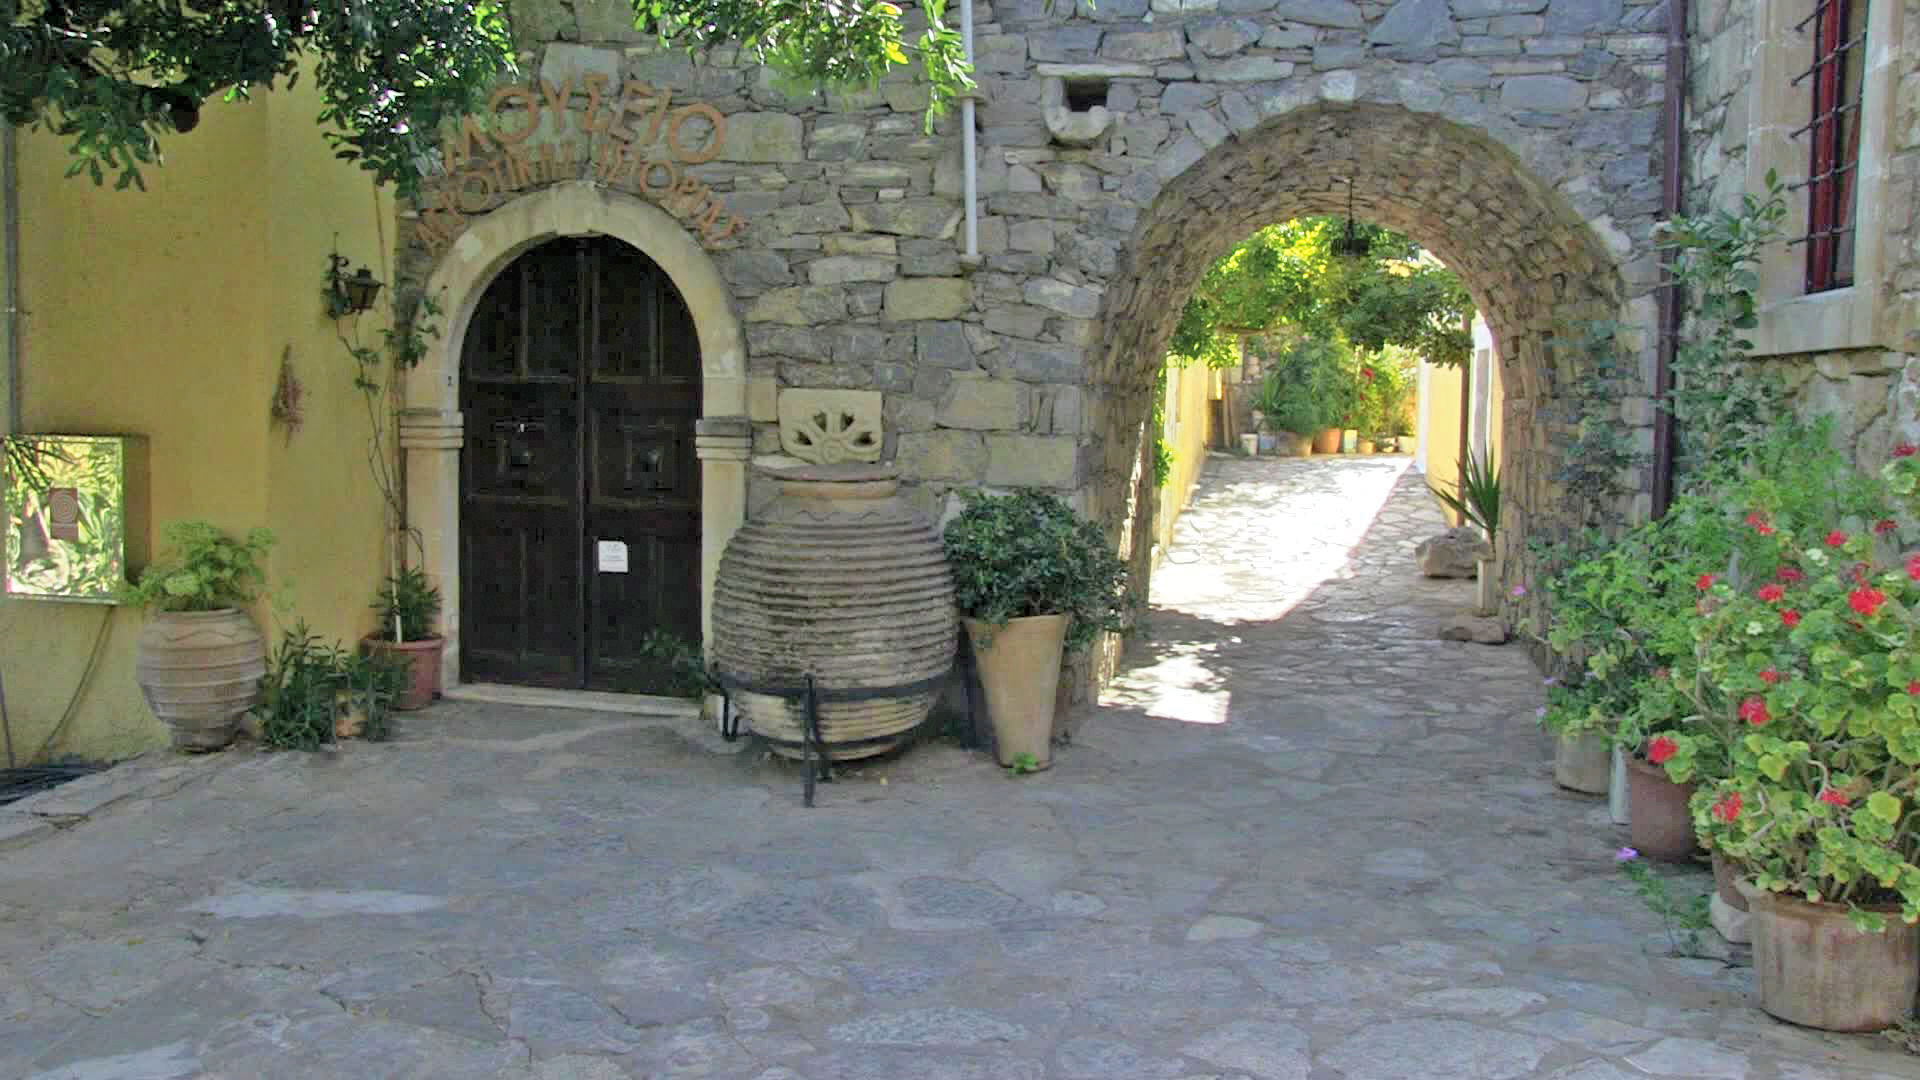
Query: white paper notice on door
xmin=596 ymin=540 xmax=630 ymax=573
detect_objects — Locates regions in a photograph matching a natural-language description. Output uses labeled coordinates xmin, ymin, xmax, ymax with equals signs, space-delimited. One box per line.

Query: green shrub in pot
xmin=943 ymin=490 xmax=1133 ymax=653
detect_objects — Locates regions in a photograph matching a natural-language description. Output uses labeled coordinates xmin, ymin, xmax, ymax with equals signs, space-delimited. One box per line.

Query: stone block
xmin=746 ymin=286 xmax=848 ymax=326
xmin=1103 ymin=29 xmax=1188 ymax=62
xmin=1005 ymin=342 xmax=1083 ymax=382
xmin=916 ymin=321 xmax=978 ymax=371
xmin=850 ymin=200 xmax=964 ymax=239
xmin=1199 ymin=56 xmax=1298 ymax=81
xmin=1160 ymin=82 xmax=1221 ymax=113
xmin=822 ymin=234 xmax=898 ymax=256
xmin=986 ymin=434 xmax=1081 ymax=487
xmin=1027 ymin=27 xmax=1106 ymax=63
xmin=724 ymin=250 xmax=795 ymax=288
xmin=1188 ymin=17 xmax=1263 ymax=55
xmin=765 ymin=200 xmax=853 ymax=235
xmin=1439 ymin=613 xmax=1509 ymax=643
xmin=1416 ymin=527 xmax=1491 ymax=577
xmin=720 ymin=113 xmax=806 ymax=163
xmin=896 ymin=430 xmax=989 ymax=482
xmin=1499 ymin=74 xmax=1588 ymax=110
xmin=985 ymin=306 xmax=1053 ymax=340
xmin=1452 ymin=0 xmax=1547 ymax=13
xmin=1371 ymin=0 xmax=1460 ymax=44
xmin=884 ymin=278 xmax=973 ymax=321
xmin=1272 ymin=0 xmax=1364 ymax=26
xmin=1313 ymin=44 xmax=1368 ymax=68
xmin=1188 ymin=110 xmax=1231 ymax=148
xmin=748 ymin=376 xmax=780 ymax=422
xmin=976 ymin=34 xmax=1030 ymax=73
xmin=809 ymin=121 xmax=868 ymax=161
xmin=839 ymin=162 xmax=916 ymax=188
xmin=1156 ymin=134 xmax=1208 ymax=179
xmin=808 ymin=256 xmax=898 ymax=285
xmin=1546 ymin=0 xmax=1624 ymax=33
xmin=1009 ymin=220 xmax=1059 ymax=253
xmin=1024 ymin=278 xmax=1104 ymax=318
xmin=541 ymin=44 xmax=621 ymax=89
xmin=939 ymin=377 xmax=1030 ymax=430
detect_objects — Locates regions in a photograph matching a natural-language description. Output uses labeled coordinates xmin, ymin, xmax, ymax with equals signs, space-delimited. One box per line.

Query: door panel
xmin=460 ymin=236 xmax=701 ymax=695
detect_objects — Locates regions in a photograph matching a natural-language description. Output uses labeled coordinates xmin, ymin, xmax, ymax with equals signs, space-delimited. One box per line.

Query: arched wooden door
xmin=459 ymin=235 xmax=701 ymax=693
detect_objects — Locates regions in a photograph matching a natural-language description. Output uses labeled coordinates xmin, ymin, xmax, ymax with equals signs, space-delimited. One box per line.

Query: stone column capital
xmin=399 ymin=409 xmax=464 ymax=450
xmin=695 ymin=415 xmax=753 ymax=462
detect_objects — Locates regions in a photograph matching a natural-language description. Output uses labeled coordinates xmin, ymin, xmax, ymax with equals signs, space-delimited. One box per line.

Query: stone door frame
xmin=400 ymin=181 xmax=750 ymax=695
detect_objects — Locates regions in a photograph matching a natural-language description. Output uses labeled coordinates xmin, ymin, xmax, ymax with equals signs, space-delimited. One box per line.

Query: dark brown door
xmin=459 ymin=236 xmax=702 ymax=693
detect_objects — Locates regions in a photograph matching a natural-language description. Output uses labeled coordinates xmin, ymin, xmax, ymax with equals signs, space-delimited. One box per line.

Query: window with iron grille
xmin=1791 ymin=0 xmax=1869 ymax=292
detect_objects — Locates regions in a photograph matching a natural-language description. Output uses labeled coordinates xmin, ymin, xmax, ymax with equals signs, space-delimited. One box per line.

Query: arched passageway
xmin=1092 ymin=103 xmax=1653 ymax=613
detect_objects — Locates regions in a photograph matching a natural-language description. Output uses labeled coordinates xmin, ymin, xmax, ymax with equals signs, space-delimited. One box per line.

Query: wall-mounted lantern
xmin=325 ymin=251 xmax=384 ymax=317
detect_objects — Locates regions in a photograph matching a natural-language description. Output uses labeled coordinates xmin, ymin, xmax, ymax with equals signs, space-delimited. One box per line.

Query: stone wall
xmin=1684 ymin=0 xmax=1920 ymax=463
xmin=399 ymin=0 xmax=1681 ymax=684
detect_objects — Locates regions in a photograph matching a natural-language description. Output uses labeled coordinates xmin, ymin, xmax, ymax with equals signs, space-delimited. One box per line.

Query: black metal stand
xmin=713 ymin=667 xmax=956 ymax=807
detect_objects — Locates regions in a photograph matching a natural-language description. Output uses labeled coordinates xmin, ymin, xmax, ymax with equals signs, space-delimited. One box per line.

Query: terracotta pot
xmin=1711 ymin=852 xmax=1750 ymax=912
xmin=1750 ymin=890 xmax=1920 ymax=1031
xmin=964 ymin=614 xmax=1068 ymax=770
xmin=1624 ymin=754 xmax=1697 ymax=860
xmin=135 ymin=609 xmax=266 ymax=751
xmin=1356 ymin=438 xmax=1377 ymax=454
xmin=1312 ymin=427 xmax=1342 ymax=454
xmin=1553 ymin=731 xmax=1610 ymax=794
xmin=363 ymin=636 xmax=444 ymax=711
xmin=1288 ymin=433 xmax=1313 ymax=457
xmin=714 ymin=463 xmax=957 ymax=761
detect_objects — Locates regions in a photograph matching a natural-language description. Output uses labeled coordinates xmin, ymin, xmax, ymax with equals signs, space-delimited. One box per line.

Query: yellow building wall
xmin=1 ymin=77 xmax=391 ymax=762
xmin=1154 ymin=360 xmax=1217 ymax=556
xmin=1422 ymin=362 xmax=1466 ymax=523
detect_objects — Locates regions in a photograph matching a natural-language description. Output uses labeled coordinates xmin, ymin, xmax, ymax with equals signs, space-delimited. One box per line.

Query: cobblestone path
xmin=3 ymin=454 xmax=1915 ymax=1078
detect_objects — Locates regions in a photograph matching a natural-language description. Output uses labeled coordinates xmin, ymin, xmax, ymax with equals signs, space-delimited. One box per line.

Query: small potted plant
xmin=122 ymin=521 xmax=276 ymax=751
xmin=944 ymin=491 xmax=1133 ymax=770
xmin=364 ymin=566 xmax=443 ymax=710
xmin=1430 ymin=449 xmax=1501 ymax=611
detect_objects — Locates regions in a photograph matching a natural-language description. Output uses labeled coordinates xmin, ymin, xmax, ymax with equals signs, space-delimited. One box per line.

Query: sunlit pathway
xmin=1 ymin=454 xmax=1914 ymax=1078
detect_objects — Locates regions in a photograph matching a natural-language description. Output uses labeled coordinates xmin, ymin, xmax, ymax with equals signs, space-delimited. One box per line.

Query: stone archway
xmin=1089 ymin=102 xmax=1650 ymax=619
xmin=400 ymin=181 xmax=748 ymax=694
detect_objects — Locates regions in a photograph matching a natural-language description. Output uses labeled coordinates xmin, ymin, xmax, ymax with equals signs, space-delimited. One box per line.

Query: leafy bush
xmin=1250 ymin=337 xmax=1353 ymax=435
xmin=943 ymin=491 xmax=1134 ymax=654
xmin=637 ymin=630 xmax=717 ymax=700
xmin=371 ymin=566 xmax=442 ymax=642
xmin=256 ymin=622 xmax=406 ymax=748
xmin=121 ymin=521 xmax=274 ymax=612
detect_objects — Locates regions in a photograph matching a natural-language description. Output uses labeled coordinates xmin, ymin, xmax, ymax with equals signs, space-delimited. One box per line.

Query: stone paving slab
xmin=2 ymin=456 xmax=1915 ymax=1079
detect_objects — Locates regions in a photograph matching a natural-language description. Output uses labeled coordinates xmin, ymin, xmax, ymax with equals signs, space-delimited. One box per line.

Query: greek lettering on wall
xmin=415 ymin=77 xmax=749 ymax=255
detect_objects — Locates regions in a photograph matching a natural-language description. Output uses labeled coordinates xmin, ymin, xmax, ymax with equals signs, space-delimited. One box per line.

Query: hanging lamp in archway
xmin=1330 ymin=177 xmax=1367 ymax=259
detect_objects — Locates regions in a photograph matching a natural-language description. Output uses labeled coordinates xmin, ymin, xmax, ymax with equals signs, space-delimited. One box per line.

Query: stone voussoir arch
xmin=1087 ymin=101 xmax=1651 ymax=620
xmin=400 ymin=181 xmax=750 ymax=693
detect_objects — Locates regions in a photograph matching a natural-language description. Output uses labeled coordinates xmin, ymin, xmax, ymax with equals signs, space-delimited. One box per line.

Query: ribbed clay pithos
xmin=712 ymin=463 xmax=957 ymax=760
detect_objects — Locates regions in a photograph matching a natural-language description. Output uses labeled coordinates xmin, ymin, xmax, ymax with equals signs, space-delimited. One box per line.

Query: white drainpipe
xmin=959 ymin=0 xmax=979 ymax=265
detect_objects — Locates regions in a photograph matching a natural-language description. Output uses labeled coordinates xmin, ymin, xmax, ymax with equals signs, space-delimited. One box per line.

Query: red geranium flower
xmin=1876 ymin=519 xmax=1898 ymax=535
xmin=1756 ymin=584 xmax=1785 ymax=603
xmin=1696 ymin=573 xmax=1716 ymax=591
xmin=1778 ymin=566 xmax=1805 ymax=584
xmin=1737 ymin=696 xmax=1770 ymax=726
xmin=1759 ymin=668 xmax=1781 ymax=685
xmin=1826 ymin=530 xmax=1849 ymax=548
xmin=1908 ymin=681 xmax=1920 ymax=696
xmin=1907 ymin=553 xmax=1920 ymax=582
xmin=1849 ymin=586 xmax=1887 ymax=616
xmin=1896 ymin=443 xmax=1918 ymax=458
xmin=1712 ymin=793 xmax=1743 ymax=823
xmin=1781 ymin=609 xmax=1802 ymax=628
xmin=1647 ymin=736 xmax=1678 ymax=764
xmin=1818 ymin=788 xmax=1849 ymax=807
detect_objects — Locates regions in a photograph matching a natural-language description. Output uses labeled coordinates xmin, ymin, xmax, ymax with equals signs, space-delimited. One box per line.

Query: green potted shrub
xmin=122 ymin=521 xmax=275 ymax=751
xmin=1250 ymin=370 xmax=1323 ymax=457
xmin=364 ymin=566 xmax=443 ymax=710
xmin=943 ymin=491 xmax=1133 ymax=770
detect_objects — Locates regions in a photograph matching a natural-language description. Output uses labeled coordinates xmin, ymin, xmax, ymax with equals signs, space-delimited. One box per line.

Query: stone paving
xmin=4 ymin=454 xmax=1918 ymax=1079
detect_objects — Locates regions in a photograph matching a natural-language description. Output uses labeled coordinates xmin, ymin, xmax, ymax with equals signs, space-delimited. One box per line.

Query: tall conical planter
xmin=1750 ymin=891 xmax=1920 ymax=1031
xmin=964 ymin=614 xmax=1068 ymax=770
xmin=135 ymin=609 xmax=266 ymax=751
xmin=713 ymin=463 xmax=956 ymax=760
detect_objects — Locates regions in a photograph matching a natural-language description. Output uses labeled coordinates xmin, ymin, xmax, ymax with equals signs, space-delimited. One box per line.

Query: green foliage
xmin=1172 ymin=218 xmax=1472 ymax=373
xmin=121 ymin=521 xmax=274 ymax=613
xmin=1248 ymin=337 xmax=1354 ymax=435
xmin=371 ymin=567 xmax=441 ymax=643
xmin=255 ymin=621 xmax=405 ymax=749
xmin=1660 ymin=171 xmax=1792 ymax=481
xmin=1617 ymin=850 xmax=1714 ymax=957
xmin=4 ymin=0 xmax=514 ymax=195
xmin=637 ymin=629 xmax=716 ymax=699
xmin=1429 ymin=451 xmax=1500 ymax=544
xmin=943 ymin=490 xmax=1134 ymax=655
xmin=637 ymin=0 xmax=971 ymax=132
xmin=1149 ymin=385 xmax=1174 ymax=488
xmin=1006 ymin=751 xmax=1041 ymax=776
xmin=1544 ymin=321 xmax=1646 ymax=528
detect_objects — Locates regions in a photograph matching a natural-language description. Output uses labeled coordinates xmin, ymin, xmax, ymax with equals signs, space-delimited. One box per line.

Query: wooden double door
xmin=459 ymin=236 xmax=701 ymax=693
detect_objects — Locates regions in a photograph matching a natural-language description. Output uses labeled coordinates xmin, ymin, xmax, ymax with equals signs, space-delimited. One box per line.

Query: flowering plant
xmin=1653 ymin=433 xmax=1920 ymax=928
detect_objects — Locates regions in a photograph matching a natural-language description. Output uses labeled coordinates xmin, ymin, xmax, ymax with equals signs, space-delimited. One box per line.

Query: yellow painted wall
xmin=1154 ymin=360 xmax=1217 ymax=556
xmin=1 ymin=75 xmax=391 ymax=762
xmin=1422 ymin=362 xmax=1466 ymax=523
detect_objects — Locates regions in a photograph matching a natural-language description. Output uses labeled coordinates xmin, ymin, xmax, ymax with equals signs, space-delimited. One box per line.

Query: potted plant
xmin=1430 ymin=449 xmax=1501 ymax=612
xmin=364 ymin=566 xmax=443 ymax=710
xmin=1250 ymin=369 xmax=1322 ymax=458
xmin=943 ymin=491 xmax=1133 ymax=770
xmin=122 ymin=521 xmax=276 ymax=751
